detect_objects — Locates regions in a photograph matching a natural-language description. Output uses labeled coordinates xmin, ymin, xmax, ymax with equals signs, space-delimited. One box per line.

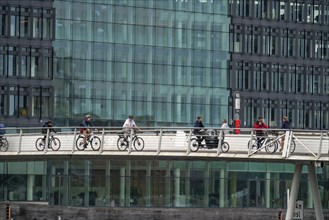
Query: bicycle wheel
xmin=265 ymin=138 xmax=277 ymax=154
xmin=35 ymin=138 xmax=45 ymax=151
xmin=0 ymin=139 xmax=9 ymax=152
xmin=91 ymin=136 xmax=101 ymax=151
xmin=117 ymin=137 xmax=128 ymax=151
xmin=248 ymin=138 xmax=257 ymax=150
xmin=221 ymin=142 xmax=230 ymax=153
xmin=50 ymin=137 xmax=61 ymax=151
xmin=133 ymin=137 xmax=145 ymax=151
xmin=289 ymin=140 xmax=296 ymax=154
xmin=190 ymin=138 xmax=200 ymax=152
xmin=76 ymin=136 xmax=86 ymax=151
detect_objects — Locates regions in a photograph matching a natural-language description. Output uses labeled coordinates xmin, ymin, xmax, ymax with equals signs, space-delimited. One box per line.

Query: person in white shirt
xmin=221 ymin=119 xmax=229 ymax=130
xmin=123 ymin=115 xmax=138 ymax=139
xmin=220 ymin=119 xmax=229 ymax=141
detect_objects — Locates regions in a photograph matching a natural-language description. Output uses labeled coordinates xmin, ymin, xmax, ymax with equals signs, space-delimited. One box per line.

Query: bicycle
xmin=117 ymin=129 xmax=144 ymax=151
xmin=190 ymin=130 xmax=229 ymax=153
xmin=0 ymin=136 xmax=9 ymax=152
xmin=273 ymin=132 xmax=296 ymax=154
xmin=248 ymin=132 xmax=296 ymax=154
xmin=35 ymin=133 xmax=61 ymax=151
xmin=248 ymin=133 xmax=276 ymax=154
xmin=76 ymin=130 xmax=101 ymax=151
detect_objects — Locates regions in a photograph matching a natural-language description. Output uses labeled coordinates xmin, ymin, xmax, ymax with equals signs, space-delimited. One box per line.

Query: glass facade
xmin=1 ymin=160 xmax=329 ymax=209
xmin=52 ymin=0 xmax=230 ymax=127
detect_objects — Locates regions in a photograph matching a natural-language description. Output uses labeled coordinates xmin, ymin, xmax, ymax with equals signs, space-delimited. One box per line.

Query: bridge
xmin=0 ymin=127 xmax=329 ymax=220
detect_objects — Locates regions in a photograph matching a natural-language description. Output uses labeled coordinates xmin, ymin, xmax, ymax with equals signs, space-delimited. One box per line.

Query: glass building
xmin=0 ymin=0 xmax=329 ymax=215
xmin=1 ymin=159 xmax=329 ymax=209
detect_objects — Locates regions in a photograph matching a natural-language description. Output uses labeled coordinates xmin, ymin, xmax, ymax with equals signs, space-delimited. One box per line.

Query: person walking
xmin=279 ymin=116 xmax=291 ymax=152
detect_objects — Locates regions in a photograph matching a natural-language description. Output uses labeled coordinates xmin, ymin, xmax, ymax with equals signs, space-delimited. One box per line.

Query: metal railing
xmin=0 ymin=127 xmax=328 ymax=161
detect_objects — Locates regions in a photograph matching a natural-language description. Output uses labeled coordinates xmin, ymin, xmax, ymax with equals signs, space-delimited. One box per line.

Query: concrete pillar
xmin=105 ymin=160 xmax=111 ymax=206
xmin=204 ymin=163 xmax=210 ymax=207
xmin=307 ymin=178 xmax=313 ymax=208
xmin=84 ymin=161 xmax=90 ymax=207
xmin=50 ymin=166 xmax=56 ymax=205
xmin=185 ymin=162 xmax=191 ymax=207
xmin=145 ymin=161 xmax=151 ymax=207
xmin=273 ymin=173 xmax=280 ymax=202
xmin=230 ymin=172 xmax=237 ymax=207
xmin=265 ymin=172 xmax=271 ymax=208
xmin=63 ymin=161 xmax=69 ymax=206
xmin=27 ymin=174 xmax=35 ymax=201
xmin=219 ymin=168 xmax=225 ymax=207
xmin=51 ymin=166 xmax=56 ymax=187
xmin=165 ymin=162 xmax=172 ymax=206
xmin=308 ymin=163 xmax=324 ymax=220
xmin=42 ymin=162 xmax=47 ymax=202
xmin=286 ymin=164 xmax=302 ymax=220
xmin=174 ymin=168 xmax=180 ymax=207
xmin=125 ymin=161 xmax=131 ymax=207
xmin=119 ymin=167 xmax=125 ymax=207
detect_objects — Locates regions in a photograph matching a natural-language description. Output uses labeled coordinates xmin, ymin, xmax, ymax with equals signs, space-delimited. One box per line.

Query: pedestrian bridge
xmin=1 ymin=127 xmax=329 ymax=220
xmin=0 ymin=127 xmax=328 ymax=163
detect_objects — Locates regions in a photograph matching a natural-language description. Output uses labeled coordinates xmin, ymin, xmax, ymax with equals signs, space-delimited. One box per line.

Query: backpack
xmin=0 ymin=123 xmax=5 ymax=135
xmin=42 ymin=123 xmax=48 ymax=134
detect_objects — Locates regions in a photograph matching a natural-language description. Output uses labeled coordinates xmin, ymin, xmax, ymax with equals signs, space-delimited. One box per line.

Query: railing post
xmin=187 ymin=129 xmax=192 ymax=154
xmin=317 ymin=132 xmax=323 ymax=160
xmin=128 ymin=129 xmax=134 ymax=154
xmin=72 ymin=128 xmax=77 ymax=153
xmin=217 ymin=130 xmax=223 ymax=155
xmin=282 ymin=130 xmax=292 ymax=158
xmin=100 ymin=128 xmax=105 ymax=154
xmin=248 ymin=130 xmax=253 ymax=156
xmin=157 ymin=129 xmax=163 ymax=155
xmin=44 ymin=128 xmax=49 ymax=154
xmin=18 ymin=128 xmax=23 ymax=154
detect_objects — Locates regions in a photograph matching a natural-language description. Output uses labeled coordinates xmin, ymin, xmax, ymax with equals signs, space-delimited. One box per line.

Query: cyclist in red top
xmin=253 ymin=116 xmax=268 ymax=149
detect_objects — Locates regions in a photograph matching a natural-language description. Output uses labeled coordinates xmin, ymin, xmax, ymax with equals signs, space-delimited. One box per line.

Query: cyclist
xmin=279 ymin=116 xmax=291 ymax=152
xmin=42 ymin=120 xmax=56 ymax=142
xmin=253 ymin=116 xmax=268 ymax=149
xmin=0 ymin=119 xmax=5 ymax=139
xmin=194 ymin=115 xmax=205 ymax=146
xmin=123 ymin=115 xmax=138 ymax=140
xmin=80 ymin=115 xmax=94 ymax=148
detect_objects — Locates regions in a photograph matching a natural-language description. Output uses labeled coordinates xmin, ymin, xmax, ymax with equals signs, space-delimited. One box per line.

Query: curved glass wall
xmin=1 ymin=160 xmax=328 ymax=209
xmin=52 ymin=0 xmax=231 ymax=127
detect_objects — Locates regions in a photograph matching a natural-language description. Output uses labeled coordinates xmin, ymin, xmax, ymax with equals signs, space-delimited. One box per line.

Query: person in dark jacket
xmin=0 ymin=119 xmax=5 ymax=139
xmin=81 ymin=115 xmax=94 ymax=147
xmin=280 ymin=116 xmax=291 ymax=152
xmin=42 ymin=120 xmax=56 ymax=141
xmin=194 ymin=115 xmax=205 ymax=146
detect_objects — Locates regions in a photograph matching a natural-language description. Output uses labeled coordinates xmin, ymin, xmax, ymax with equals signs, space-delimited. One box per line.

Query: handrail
xmin=0 ymin=127 xmax=328 ymax=162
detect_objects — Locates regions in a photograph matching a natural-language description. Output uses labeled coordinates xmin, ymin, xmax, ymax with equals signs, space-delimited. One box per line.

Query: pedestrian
xmin=279 ymin=116 xmax=291 ymax=152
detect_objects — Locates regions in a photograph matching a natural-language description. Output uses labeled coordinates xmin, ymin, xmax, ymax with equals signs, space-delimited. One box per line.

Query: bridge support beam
xmin=286 ymin=163 xmax=324 ymax=220
xmin=265 ymin=172 xmax=271 ymax=208
xmin=308 ymin=162 xmax=324 ymax=220
xmin=219 ymin=167 xmax=226 ymax=208
xmin=174 ymin=168 xmax=180 ymax=207
xmin=119 ymin=167 xmax=125 ymax=207
xmin=286 ymin=164 xmax=302 ymax=220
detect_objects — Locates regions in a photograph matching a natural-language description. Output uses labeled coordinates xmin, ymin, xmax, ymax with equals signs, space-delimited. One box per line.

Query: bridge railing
xmin=0 ymin=127 xmax=328 ymax=160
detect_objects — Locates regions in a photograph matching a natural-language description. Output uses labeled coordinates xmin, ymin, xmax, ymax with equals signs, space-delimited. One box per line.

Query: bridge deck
xmin=1 ymin=128 xmax=328 ymax=163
